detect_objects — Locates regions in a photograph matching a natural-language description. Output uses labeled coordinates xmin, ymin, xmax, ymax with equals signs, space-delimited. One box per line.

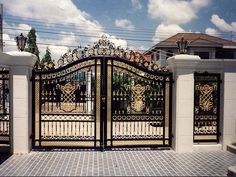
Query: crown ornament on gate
xmin=56 ymin=35 xmax=168 ymax=72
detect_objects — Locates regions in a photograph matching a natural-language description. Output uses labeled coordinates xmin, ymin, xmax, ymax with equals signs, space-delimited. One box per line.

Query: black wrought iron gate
xmin=32 ymin=37 xmax=172 ymax=149
xmin=0 ymin=70 xmax=10 ymax=147
xmin=194 ymin=72 xmax=221 ymax=143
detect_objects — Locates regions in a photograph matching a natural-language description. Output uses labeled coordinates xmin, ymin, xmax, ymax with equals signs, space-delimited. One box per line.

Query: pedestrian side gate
xmin=194 ymin=72 xmax=221 ymax=143
xmin=32 ymin=36 xmax=172 ymax=149
xmin=0 ymin=70 xmax=10 ymax=147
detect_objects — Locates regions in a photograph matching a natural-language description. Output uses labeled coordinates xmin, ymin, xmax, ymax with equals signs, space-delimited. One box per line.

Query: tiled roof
xmin=145 ymin=33 xmax=236 ymax=54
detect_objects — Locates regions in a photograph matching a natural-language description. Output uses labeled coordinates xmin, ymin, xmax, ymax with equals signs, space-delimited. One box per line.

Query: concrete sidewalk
xmin=0 ymin=149 xmax=235 ymax=176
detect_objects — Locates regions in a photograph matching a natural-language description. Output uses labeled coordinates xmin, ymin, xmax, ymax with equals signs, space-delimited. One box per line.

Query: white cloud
xmin=0 ymin=0 xmax=104 ymax=41
xmin=1 ymin=0 xmax=129 ymax=60
xmin=3 ymin=34 xmax=17 ymax=52
xmin=148 ymin=0 xmax=211 ymax=24
xmin=129 ymin=45 xmax=147 ymax=52
xmin=107 ymin=35 xmax=128 ymax=49
xmin=205 ymin=27 xmax=219 ymax=37
xmin=152 ymin=24 xmax=185 ymax=43
xmin=41 ymin=45 xmax=69 ymax=61
xmin=131 ymin=0 xmax=142 ymax=10
xmin=211 ymin=14 xmax=236 ymax=32
xmin=3 ymin=21 xmax=32 ymax=36
xmin=191 ymin=0 xmax=211 ymax=8
xmin=37 ymin=33 xmax=76 ymax=59
xmin=115 ymin=19 xmax=135 ymax=31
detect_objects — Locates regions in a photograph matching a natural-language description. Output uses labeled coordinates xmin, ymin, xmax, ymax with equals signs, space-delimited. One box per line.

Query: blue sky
xmin=1 ymin=0 xmax=236 ymax=59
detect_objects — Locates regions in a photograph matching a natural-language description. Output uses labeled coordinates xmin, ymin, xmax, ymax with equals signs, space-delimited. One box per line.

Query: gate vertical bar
xmin=32 ymin=72 xmax=41 ymax=147
xmin=95 ymin=59 xmax=101 ymax=148
xmin=169 ymin=73 xmax=173 ymax=147
xmin=216 ymin=75 xmax=221 ymax=143
xmin=32 ymin=70 xmax=35 ymax=147
xmin=39 ymin=74 xmax=42 ymax=147
xmin=100 ymin=58 xmax=107 ymax=150
xmin=106 ymin=59 xmax=112 ymax=148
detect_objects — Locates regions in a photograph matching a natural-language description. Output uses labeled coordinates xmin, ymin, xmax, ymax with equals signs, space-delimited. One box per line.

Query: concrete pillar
xmin=167 ymin=55 xmax=200 ymax=152
xmin=7 ymin=51 xmax=37 ymax=153
xmin=222 ymin=68 xmax=236 ymax=150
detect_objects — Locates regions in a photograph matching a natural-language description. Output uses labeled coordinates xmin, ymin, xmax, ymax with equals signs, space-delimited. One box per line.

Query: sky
xmin=1 ymin=0 xmax=236 ymax=60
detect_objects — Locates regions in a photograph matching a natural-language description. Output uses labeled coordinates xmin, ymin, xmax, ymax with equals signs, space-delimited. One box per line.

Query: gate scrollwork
xmin=194 ymin=73 xmax=220 ymax=143
xmin=58 ymin=83 xmax=80 ymax=112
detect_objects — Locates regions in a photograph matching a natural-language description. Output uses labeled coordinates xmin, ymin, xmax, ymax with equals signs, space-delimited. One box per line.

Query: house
xmin=144 ymin=33 xmax=236 ymax=65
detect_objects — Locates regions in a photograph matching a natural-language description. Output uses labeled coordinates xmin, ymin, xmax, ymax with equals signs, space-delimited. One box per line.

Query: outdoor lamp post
xmin=176 ymin=36 xmax=188 ymax=54
xmin=15 ymin=33 xmax=27 ymax=51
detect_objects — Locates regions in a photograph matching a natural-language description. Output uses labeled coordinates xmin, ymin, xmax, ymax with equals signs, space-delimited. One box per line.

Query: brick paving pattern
xmin=0 ymin=149 xmax=235 ymax=176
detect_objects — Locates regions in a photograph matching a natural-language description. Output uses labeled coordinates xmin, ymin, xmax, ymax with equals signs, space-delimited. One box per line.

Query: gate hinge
xmin=171 ymin=134 xmax=174 ymax=138
xmin=30 ymin=134 xmax=34 ymax=139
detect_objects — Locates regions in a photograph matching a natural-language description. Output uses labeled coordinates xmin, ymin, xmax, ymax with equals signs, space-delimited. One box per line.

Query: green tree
xmin=41 ymin=47 xmax=55 ymax=70
xmin=24 ymin=28 xmax=40 ymax=69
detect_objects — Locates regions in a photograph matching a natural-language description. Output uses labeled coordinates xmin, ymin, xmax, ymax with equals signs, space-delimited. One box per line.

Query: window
xmin=216 ymin=50 xmax=234 ymax=59
xmin=166 ymin=50 xmax=173 ymax=59
xmin=194 ymin=52 xmax=209 ymax=59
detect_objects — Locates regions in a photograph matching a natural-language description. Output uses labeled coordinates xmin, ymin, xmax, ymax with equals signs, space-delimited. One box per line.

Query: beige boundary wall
xmin=168 ymin=55 xmax=236 ymax=152
xmin=0 ymin=51 xmax=236 ymax=153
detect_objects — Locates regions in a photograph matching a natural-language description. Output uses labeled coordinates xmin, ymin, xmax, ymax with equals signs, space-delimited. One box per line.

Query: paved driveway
xmin=0 ymin=149 xmax=235 ymax=176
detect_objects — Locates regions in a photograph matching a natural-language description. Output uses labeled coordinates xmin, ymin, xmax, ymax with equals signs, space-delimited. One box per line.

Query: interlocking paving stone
xmin=0 ymin=150 xmax=236 ymax=176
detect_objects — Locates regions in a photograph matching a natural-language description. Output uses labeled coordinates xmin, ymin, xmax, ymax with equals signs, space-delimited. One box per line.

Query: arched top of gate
xmin=55 ymin=35 xmax=168 ymax=72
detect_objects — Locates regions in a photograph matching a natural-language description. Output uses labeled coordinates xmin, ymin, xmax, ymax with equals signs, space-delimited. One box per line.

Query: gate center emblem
xmin=131 ymin=84 xmax=145 ymax=112
xmin=199 ymin=84 xmax=214 ymax=111
xmin=59 ymin=83 xmax=79 ymax=112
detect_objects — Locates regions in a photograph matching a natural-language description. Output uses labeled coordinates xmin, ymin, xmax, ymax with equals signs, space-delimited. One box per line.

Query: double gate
xmin=32 ymin=37 xmax=172 ymax=149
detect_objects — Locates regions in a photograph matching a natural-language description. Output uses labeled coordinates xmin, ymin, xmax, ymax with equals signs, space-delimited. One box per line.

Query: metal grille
xmin=33 ymin=60 xmax=97 ymax=148
xmin=0 ymin=70 xmax=10 ymax=145
xmin=32 ymin=37 xmax=172 ymax=149
xmin=194 ymin=73 xmax=221 ymax=143
xmin=108 ymin=60 xmax=172 ymax=147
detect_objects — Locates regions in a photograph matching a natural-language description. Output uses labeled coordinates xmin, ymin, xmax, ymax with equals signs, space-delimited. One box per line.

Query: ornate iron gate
xmin=107 ymin=59 xmax=172 ymax=147
xmin=0 ymin=70 xmax=10 ymax=146
xmin=32 ymin=36 xmax=172 ymax=149
xmin=33 ymin=59 xmax=97 ymax=148
xmin=194 ymin=72 xmax=221 ymax=143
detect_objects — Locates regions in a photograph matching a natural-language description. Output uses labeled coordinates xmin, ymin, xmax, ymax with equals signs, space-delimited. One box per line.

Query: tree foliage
xmin=41 ymin=47 xmax=55 ymax=70
xmin=24 ymin=28 xmax=40 ymax=69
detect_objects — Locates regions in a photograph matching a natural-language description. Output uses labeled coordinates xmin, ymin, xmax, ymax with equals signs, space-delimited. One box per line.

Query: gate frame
xmin=104 ymin=57 xmax=173 ymax=149
xmin=193 ymin=72 xmax=221 ymax=143
xmin=32 ymin=56 xmax=173 ymax=150
xmin=0 ymin=69 xmax=10 ymax=150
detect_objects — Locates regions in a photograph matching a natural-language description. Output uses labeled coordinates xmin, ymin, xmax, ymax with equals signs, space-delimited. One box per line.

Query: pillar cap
xmin=167 ymin=54 xmax=201 ymax=61
xmin=6 ymin=51 xmax=36 ymax=57
xmin=0 ymin=51 xmax=37 ymax=68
